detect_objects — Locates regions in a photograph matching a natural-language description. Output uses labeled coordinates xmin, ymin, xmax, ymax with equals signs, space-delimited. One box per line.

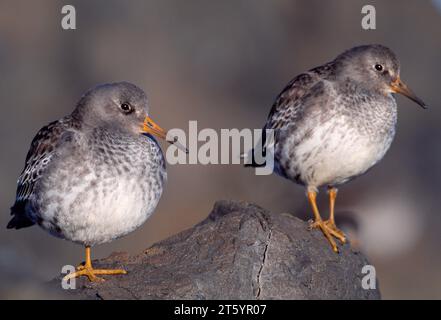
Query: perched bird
xmin=246 ymin=45 xmax=426 ymax=252
xmin=7 ymin=82 xmax=187 ymax=281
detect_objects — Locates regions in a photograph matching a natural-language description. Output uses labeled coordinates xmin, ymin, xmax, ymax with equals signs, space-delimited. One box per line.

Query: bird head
xmin=335 ymin=44 xmax=427 ymax=109
xmin=72 ymin=82 xmax=188 ymax=152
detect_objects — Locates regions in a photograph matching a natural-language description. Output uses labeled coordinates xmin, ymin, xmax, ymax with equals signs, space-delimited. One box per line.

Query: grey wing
xmin=269 ymin=71 xmax=325 ymax=138
xmin=266 ymin=60 xmax=337 ymax=132
xmin=265 ymin=67 xmax=329 ymax=131
xmin=244 ymin=64 xmax=334 ymax=171
xmin=245 ymin=69 xmax=327 ymax=168
xmin=7 ymin=119 xmax=73 ymax=229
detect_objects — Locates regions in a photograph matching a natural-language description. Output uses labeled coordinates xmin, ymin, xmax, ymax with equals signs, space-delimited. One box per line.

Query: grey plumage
xmin=9 ymin=117 xmax=78 ymax=229
xmin=254 ymin=44 xmax=424 ymax=190
xmin=8 ymin=82 xmax=166 ymax=247
xmin=247 ymin=44 xmax=426 ymax=252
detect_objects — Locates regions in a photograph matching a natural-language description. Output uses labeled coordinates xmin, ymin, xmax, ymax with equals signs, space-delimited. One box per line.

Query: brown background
xmin=0 ymin=0 xmax=440 ymax=299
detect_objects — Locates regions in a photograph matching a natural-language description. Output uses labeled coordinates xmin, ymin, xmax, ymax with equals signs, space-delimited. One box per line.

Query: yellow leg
xmin=307 ymin=190 xmax=339 ymax=253
xmin=63 ymin=246 xmax=127 ymax=282
xmin=324 ymin=187 xmax=346 ymax=244
xmin=328 ymin=187 xmax=337 ymax=225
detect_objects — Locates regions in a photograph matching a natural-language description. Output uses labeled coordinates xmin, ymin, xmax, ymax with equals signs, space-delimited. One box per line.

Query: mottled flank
xmin=8 ymin=82 xmax=166 ymax=246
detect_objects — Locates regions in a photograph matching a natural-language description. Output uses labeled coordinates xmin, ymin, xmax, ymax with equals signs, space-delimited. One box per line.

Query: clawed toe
xmin=63 ymin=267 xmax=127 ymax=282
xmin=306 ymin=189 xmax=347 ymax=253
xmin=64 ymin=246 xmax=127 ymax=282
xmin=323 ymin=220 xmax=347 ymax=244
xmin=309 ymin=219 xmax=339 ymax=253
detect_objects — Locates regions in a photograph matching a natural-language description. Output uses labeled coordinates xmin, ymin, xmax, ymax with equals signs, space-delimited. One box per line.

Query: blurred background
xmin=0 ymin=0 xmax=440 ymax=299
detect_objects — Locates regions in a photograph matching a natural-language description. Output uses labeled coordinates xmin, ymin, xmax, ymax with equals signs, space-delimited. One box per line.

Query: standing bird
xmin=7 ymin=82 xmax=187 ymax=281
xmin=246 ymin=45 xmax=426 ymax=252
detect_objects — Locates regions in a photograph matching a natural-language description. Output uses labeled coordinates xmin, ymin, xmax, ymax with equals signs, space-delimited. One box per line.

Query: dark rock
xmin=49 ymin=200 xmax=381 ymax=299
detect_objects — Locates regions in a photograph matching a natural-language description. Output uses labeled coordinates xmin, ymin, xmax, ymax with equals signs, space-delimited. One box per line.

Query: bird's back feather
xmin=8 ymin=117 xmax=76 ymax=229
xmin=245 ymin=62 xmax=334 ymax=168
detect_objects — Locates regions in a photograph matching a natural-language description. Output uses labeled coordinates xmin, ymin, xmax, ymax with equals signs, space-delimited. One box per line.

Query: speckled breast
xmin=31 ymin=131 xmax=167 ymax=246
xmin=275 ymin=92 xmax=397 ymax=189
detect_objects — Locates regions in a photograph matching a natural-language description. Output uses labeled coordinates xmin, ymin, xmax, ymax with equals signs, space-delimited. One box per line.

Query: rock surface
xmin=50 ymin=200 xmax=380 ymax=299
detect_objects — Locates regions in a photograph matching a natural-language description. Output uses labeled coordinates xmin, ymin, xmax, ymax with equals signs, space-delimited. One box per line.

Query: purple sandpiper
xmin=8 ymin=82 xmax=187 ymax=281
xmin=247 ymin=45 xmax=427 ymax=252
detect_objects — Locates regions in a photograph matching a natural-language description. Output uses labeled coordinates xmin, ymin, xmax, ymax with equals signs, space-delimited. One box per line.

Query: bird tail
xmin=241 ymin=148 xmax=267 ymax=167
xmin=241 ymin=128 xmax=268 ymax=168
xmin=7 ymin=203 xmax=35 ymax=229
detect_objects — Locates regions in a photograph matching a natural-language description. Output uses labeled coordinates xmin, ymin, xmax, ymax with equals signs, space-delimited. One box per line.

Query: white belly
xmin=284 ymin=120 xmax=393 ymax=188
xmin=35 ymin=169 xmax=163 ymax=246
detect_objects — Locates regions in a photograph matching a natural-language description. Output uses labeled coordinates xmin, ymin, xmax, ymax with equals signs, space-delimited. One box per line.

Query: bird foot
xmin=308 ymin=219 xmax=345 ymax=253
xmin=323 ymin=220 xmax=346 ymax=244
xmin=64 ymin=264 xmax=127 ymax=282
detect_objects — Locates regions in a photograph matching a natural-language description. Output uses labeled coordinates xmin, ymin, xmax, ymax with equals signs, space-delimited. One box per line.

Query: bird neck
xmin=337 ymin=76 xmax=385 ymax=99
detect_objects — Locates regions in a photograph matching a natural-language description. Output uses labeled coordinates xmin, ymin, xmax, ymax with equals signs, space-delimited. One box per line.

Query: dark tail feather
xmin=7 ymin=215 xmax=34 ymax=229
xmin=243 ymin=128 xmax=268 ymax=167
xmin=243 ymin=148 xmax=267 ymax=168
xmin=7 ymin=203 xmax=35 ymax=229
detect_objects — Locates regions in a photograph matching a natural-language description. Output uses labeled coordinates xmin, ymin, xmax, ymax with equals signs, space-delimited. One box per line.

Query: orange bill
xmin=141 ymin=116 xmax=188 ymax=153
xmin=390 ymin=77 xmax=427 ymax=109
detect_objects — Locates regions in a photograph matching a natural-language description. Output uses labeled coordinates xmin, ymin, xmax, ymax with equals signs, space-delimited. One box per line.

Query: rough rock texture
xmin=50 ymin=200 xmax=380 ymax=299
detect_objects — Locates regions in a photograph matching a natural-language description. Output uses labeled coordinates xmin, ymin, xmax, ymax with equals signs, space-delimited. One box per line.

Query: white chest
xmin=283 ymin=116 xmax=394 ymax=188
xmin=38 ymin=168 xmax=162 ymax=245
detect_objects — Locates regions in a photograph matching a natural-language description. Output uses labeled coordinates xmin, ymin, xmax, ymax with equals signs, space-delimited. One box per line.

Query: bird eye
xmin=374 ymin=64 xmax=384 ymax=72
xmin=120 ymin=103 xmax=133 ymax=114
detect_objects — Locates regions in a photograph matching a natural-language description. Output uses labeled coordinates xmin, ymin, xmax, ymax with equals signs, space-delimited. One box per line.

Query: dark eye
xmin=374 ymin=64 xmax=383 ymax=72
xmin=120 ymin=103 xmax=133 ymax=114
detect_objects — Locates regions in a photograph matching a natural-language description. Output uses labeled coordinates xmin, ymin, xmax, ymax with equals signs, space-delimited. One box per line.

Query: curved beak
xmin=390 ymin=77 xmax=427 ymax=109
xmin=141 ymin=116 xmax=188 ymax=153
